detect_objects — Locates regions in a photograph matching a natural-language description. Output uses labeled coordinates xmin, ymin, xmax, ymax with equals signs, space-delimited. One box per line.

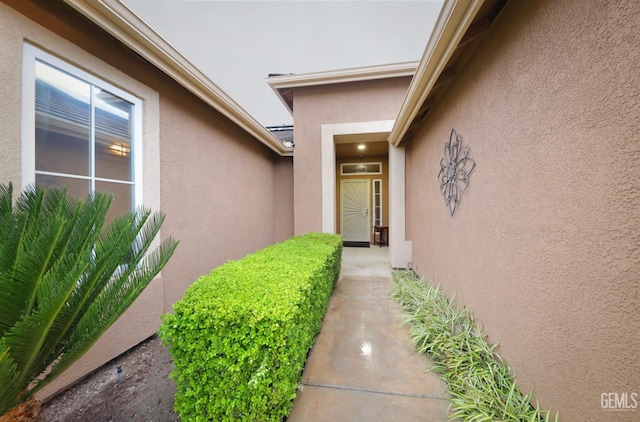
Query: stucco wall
xmin=1 ymin=0 xmax=293 ymax=400
xmin=158 ymin=86 xmax=286 ymax=309
xmin=0 ymin=2 xmax=23 ymax=187
xmin=292 ymin=78 xmax=410 ymax=235
xmin=405 ymin=1 xmax=639 ymax=420
xmin=274 ymin=156 xmax=295 ymax=242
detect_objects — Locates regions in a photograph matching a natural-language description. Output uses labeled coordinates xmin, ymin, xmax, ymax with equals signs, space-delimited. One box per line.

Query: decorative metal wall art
xmin=438 ymin=129 xmax=476 ymax=216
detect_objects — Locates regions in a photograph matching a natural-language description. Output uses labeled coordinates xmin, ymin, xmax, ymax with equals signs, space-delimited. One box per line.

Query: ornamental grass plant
xmin=392 ymin=270 xmax=558 ymax=422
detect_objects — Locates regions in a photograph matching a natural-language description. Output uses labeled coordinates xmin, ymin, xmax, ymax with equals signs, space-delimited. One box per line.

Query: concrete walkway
xmin=287 ymin=247 xmax=450 ymax=421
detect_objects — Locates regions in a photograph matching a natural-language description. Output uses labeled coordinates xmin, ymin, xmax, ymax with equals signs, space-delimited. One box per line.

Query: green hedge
xmin=160 ymin=233 xmax=342 ymax=421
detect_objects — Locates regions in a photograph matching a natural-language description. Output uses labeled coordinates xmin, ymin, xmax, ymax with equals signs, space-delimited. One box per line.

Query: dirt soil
xmin=38 ymin=335 xmax=180 ymax=422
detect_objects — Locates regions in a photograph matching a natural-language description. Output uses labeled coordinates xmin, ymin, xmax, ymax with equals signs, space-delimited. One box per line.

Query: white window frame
xmin=21 ymin=43 xmax=143 ymax=208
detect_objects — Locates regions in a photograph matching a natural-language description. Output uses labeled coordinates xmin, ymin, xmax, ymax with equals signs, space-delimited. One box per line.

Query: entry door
xmin=340 ymin=179 xmax=371 ymax=243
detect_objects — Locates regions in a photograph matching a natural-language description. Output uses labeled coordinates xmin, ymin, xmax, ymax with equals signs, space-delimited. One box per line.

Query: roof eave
xmin=268 ymin=85 xmax=294 ymax=116
xmin=265 ymin=61 xmax=418 ymax=114
xmin=388 ymin=0 xmax=485 ymax=146
xmin=63 ymin=0 xmax=291 ymax=156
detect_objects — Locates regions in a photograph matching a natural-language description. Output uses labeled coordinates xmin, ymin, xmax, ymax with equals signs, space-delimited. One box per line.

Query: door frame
xmin=320 ymin=120 xmax=412 ymax=267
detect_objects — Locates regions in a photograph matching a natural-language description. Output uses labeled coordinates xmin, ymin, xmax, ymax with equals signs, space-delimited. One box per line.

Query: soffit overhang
xmin=266 ymin=62 xmax=418 ymax=115
xmin=63 ymin=0 xmax=293 ymax=157
xmin=388 ymin=0 xmax=508 ymax=146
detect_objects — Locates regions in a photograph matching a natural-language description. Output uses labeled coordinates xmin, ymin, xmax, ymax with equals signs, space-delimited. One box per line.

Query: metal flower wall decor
xmin=437 ymin=129 xmax=476 ymax=216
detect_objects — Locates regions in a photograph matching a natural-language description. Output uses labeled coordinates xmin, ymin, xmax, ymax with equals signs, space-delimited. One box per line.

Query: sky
xmin=122 ymin=0 xmax=444 ymax=127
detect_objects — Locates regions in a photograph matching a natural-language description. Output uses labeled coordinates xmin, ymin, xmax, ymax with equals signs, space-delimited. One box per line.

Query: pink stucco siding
xmin=405 ymin=1 xmax=640 ymax=420
xmin=292 ymin=78 xmax=411 ymax=235
xmin=158 ymin=85 xmax=292 ymax=309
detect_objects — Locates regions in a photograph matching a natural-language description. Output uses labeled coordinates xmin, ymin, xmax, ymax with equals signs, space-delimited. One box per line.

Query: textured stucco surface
xmin=405 ymin=1 xmax=639 ymax=420
xmin=158 ymin=85 xmax=285 ymax=309
xmin=274 ymin=156 xmax=295 ymax=242
xmin=1 ymin=0 xmax=294 ymax=399
xmin=292 ymin=78 xmax=411 ymax=235
xmin=0 ymin=3 xmax=23 ymax=188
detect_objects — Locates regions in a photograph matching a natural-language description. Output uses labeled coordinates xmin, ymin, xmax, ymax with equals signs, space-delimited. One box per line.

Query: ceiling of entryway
xmin=335 ymin=141 xmax=388 ymax=159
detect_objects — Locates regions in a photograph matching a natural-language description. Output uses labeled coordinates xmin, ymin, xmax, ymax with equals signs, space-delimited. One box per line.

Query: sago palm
xmin=0 ymin=183 xmax=178 ymax=416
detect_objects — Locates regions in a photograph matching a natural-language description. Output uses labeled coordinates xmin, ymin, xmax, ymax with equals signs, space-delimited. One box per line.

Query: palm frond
xmin=0 ymin=183 xmax=178 ymax=415
xmin=0 ymin=345 xmax=21 ymax=414
xmin=38 ymin=237 xmax=178 ymax=390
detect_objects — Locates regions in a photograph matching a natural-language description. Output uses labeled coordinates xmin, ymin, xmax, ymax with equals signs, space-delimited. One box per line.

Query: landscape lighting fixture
xmin=357 ymin=144 xmax=366 ymax=150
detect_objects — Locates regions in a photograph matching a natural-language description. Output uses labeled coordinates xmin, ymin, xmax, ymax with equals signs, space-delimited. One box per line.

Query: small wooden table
xmin=373 ymin=225 xmax=388 ymax=247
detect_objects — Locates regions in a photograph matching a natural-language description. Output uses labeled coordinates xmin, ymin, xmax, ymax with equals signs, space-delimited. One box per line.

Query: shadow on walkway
xmin=287 ymin=247 xmax=450 ymax=421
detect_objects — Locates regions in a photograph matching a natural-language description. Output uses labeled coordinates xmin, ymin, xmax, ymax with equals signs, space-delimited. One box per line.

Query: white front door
xmin=340 ymin=179 xmax=370 ymax=243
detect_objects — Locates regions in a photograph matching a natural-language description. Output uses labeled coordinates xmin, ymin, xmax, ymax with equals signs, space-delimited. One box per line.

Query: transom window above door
xmin=340 ymin=162 xmax=382 ymax=175
xmin=22 ymin=44 xmax=143 ymax=221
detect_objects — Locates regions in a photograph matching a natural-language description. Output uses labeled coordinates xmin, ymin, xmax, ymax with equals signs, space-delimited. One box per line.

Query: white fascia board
xmin=63 ymin=0 xmax=292 ymax=157
xmin=388 ymin=0 xmax=485 ymax=146
xmin=266 ymin=61 xmax=418 ymax=114
xmin=266 ymin=61 xmax=418 ymax=89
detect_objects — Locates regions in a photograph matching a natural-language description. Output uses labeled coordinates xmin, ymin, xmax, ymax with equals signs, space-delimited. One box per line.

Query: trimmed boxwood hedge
xmin=159 ymin=233 xmax=342 ymax=421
